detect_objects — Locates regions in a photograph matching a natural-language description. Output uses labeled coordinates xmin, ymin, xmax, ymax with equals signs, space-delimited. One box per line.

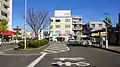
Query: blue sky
xmin=12 ymin=0 xmax=120 ymax=29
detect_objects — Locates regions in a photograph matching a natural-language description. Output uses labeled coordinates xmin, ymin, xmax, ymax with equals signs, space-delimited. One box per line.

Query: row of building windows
xmin=50 ymin=25 xmax=71 ymax=29
xmin=50 ymin=19 xmax=70 ymax=22
xmin=0 ymin=1 xmax=9 ymax=9
xmin=50 ymin=30 xmax=70 ymax=34
xmin=1 ymin=11 xmax=7 ymax=17
xmin=91 ymin=24 xmax=103 ymax=28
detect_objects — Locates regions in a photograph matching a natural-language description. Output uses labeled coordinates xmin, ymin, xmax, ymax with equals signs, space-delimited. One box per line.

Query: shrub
xmin=18 ymin=41 xmax=24 ymax=49
xmin=44 ymin=39 xmax=49 ymax=44
xmin=18 ymin=39 xmax=49 ymax=49
xmin=18 ymin=40 xmax=29 ymax=49
xmin=39 ymin=40 xmax=44 ymax=46
xmin=29 ymin=40 xmax=41 ymax=48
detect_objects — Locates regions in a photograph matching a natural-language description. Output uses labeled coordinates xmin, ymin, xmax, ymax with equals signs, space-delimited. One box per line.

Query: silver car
xmin=68 ymin=38 xmax=77 ymax=44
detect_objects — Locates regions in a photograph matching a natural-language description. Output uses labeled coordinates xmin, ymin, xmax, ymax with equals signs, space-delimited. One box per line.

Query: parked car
xmin=68 ymin=38 xmax=78 ymax=44
xmin=80 ymin=37 xmax=92 ymax=46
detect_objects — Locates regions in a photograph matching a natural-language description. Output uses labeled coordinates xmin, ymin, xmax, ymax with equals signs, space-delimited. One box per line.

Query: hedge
xmin=18 ymin=39 xmax=49 ymax=49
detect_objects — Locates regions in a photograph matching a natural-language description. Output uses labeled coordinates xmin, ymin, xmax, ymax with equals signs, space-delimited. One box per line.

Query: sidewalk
xmin=0 ymin=42 xmax=18 ymax=52
xmin=1 ymin=42 xmax=51 ymax=55
xmin=107 ymin=46 xmax=120 ymax=52
xmin=92 ymin=44 xmax=120 ymax=54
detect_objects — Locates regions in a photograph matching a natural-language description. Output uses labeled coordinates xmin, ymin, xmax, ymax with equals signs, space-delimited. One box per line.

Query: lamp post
xmin=24 ymin=0 xmax=27 ymax=49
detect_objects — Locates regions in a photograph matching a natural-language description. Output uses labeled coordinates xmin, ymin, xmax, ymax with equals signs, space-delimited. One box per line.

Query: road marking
xmin=26 ymin=52 xmax=47 ymax=67
xmin=54 ymin=57 xmax=85 ymax=61
xmin=0 ymin=51 xmax=4 ymax=54
xmin=43 ymin=43 xmax=70 ymax=54
xmin=66 ymin=47 xmax=70 ymax=51
xmin=0 ymin=53 xmax=41 ymax=56
xmin=44 ymin=50 xmax=58 ymax=53
xmin=52 ymin=57 xmax=91 ymax=66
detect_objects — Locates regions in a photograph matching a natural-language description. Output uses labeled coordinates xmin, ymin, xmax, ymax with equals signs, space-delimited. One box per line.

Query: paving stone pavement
xmin=0 ymin=43 xmax=18 ymax=54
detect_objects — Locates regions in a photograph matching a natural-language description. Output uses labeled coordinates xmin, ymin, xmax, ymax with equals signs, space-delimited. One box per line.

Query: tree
xmin=103 ymin=14 xmax=112 ymax=45
xmin=26 ymin=9 xmax=50 ymax=39
xmin=13 ymin=26 xmax=21 ymax=40
xmin=0 ymin=18 xmax=8 ymax=41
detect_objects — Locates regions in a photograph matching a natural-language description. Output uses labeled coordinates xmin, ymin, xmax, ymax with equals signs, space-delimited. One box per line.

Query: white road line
xmin=66 ymin=47 xmax=70 ymax=51
xmin=44 ymin=50 xmax=58 ymax=53
xmin=0 ymin=51 xmax=4 ymax=54
xmin=26 ymin=52 xmax=47 ymax=67
xmin=0 ymin=54 xmax=41 ymax=56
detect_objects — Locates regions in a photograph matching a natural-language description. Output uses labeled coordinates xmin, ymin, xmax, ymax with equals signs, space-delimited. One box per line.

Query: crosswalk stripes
xmin=43 ymin=43 xmax=69 ymax=54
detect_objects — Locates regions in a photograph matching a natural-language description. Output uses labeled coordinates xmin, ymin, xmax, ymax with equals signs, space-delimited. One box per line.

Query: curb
xmin=91 ymin=45 xmax=120 ymax=54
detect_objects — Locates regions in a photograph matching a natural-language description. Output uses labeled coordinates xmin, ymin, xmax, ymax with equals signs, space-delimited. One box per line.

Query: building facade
xmin=72 ymin=16 xmax=82 ymax=41
xmin=87 ymin=21 xmax=107 ymax=43
xmin=0 ymin=0 xmax=12 ymax=30
xmin=50 ymin=10 xmax=82 ymax=42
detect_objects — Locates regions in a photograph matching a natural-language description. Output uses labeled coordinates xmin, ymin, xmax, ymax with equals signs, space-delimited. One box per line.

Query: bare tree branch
xmin=26 ymin=9 xmax=50 ymax=39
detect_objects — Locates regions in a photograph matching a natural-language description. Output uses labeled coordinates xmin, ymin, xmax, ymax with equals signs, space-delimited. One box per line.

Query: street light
xmin=24 ymin=0 xmax=27 ymax=49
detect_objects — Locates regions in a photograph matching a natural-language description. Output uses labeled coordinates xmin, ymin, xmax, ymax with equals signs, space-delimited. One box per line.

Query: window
xmin=0 ymin=2 xmax=3 ymax=7
xmin=79 ymin=18 xmax=82 ymax=21
xmin=91 ymin=24 xmax=95 ymax=28
xmin=55 ymin=25 xmax=60 ymax=28
xmin=50 ymin=31 xmax=53 ymax=34
xmin=99 ymin=24 xmax=103 ymax=27
xmin=5 ymin=0 xmax=8 ymax=2
xmin=1 ymin=11 xmax=7 ymax=17
xmin=0 ymin=2 xmax=2 ymax=7
xmin=50 ymin=19 xmax=53 ymax=22
xmin=65 ymin=25 xmax=70 ymax=28
xmin=50 ymin=25 xmax=53 ymax=29
xmin=65 ymin=19 xmax=70 ymax=22
xmin=4 ymin=4 xmax=9 ymax=9
xmin=55 ymin=30 xmax=61 ymax=34
xmin=55 ymin=19 xmax=60 ymax=22
xmin=65 ymin=30 xmax=70 ymax=34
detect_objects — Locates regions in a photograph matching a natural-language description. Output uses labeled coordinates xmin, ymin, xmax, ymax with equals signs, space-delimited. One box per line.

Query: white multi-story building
xmin=72 ymin=16 xmax=82 ymax=40
xmin=0 ymin=0 xmax=12 ymax=30
xmin=50 ymin=10 xmax=82 ymax=42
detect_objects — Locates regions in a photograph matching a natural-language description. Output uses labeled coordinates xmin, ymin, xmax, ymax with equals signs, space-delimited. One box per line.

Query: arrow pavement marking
xmin=26 ymin=52 xmax=47 ymax=67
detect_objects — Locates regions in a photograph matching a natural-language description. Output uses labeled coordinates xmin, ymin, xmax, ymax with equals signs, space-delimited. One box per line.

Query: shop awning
xmin=3 ymin=31 xmax=16 ymax=36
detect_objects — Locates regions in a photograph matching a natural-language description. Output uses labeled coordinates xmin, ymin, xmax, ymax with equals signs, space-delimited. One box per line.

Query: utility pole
xmin=104 ymin=12 xmax=110 ymax=48
xmin=24 ymin=0 xmax=27 ymax=49
xmin=118 ymin=13 xmax=120 ymax=45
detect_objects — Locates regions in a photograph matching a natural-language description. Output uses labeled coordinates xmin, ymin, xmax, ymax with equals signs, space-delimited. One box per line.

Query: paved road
xmin=0 ymin=42 xmax=120 ymax=67
xmin=0 ymin=42 xmax=69 ymax=67
xmin=0 ymin=55 xmax=40 ymax=67
xmin=35 ymin=45 xmax=120 ymax=67
xmin=43 ymin=42 xmax=69 ymax=54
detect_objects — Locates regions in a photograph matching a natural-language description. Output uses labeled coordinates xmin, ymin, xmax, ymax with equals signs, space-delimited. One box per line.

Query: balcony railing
xmin=72 ymin=20 xmax=82 ymax=24
xmin=73 ymin=33 xmax=77 ymax=36
xmin=72 ymin=27 xmax=82 ymax=30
